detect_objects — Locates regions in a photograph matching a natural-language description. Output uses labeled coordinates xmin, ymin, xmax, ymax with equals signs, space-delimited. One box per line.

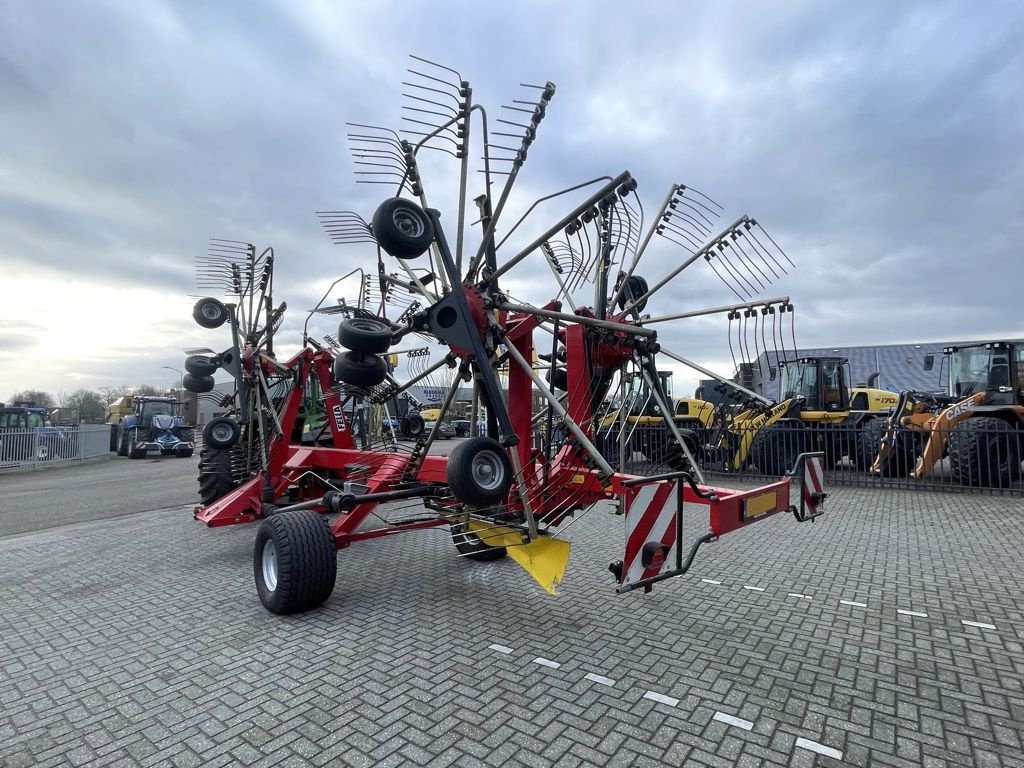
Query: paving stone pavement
xmin=1 ymin=485 xmax=1022 ymax=767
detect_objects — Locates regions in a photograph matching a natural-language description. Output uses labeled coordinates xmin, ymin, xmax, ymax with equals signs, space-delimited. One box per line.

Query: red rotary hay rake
xmin=184 ymin=57 xmax=826 ymax=614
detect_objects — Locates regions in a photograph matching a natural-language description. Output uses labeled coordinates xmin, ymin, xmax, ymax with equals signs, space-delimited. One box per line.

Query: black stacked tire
xmin=333 ymin=351 xmax=388 ymax=387
xmin=948 ymin=417 xmax=1023 ymax=488
xmin=198 ymin=448 xmax=236 ymax=505
xmin=338 ymin=317 xmax=393 ymax=354
xmin=253 ymin=510 xmax=337 ymax=614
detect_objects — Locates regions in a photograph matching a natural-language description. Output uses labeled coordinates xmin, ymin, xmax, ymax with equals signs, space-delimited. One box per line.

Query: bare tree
xmin=7 ymin=389 xmax=56 ymax=408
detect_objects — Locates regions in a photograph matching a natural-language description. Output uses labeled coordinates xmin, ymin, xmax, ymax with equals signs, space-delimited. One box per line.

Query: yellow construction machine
xmin=868 ymin=341 xmax=1024 ymax=486
xmin=707 ymin=356 xmax=898 ymax=475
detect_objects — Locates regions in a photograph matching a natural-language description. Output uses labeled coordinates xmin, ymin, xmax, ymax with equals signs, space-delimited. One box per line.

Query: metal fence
xmin=636 ymin=419 xmax=1024 ymax=496
xmin=0 ymin=425 xmax=112 ymax=473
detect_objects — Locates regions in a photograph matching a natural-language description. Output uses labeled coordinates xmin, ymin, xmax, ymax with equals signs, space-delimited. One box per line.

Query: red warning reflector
xmin=803 ymin=455 xmax=825 ymax=516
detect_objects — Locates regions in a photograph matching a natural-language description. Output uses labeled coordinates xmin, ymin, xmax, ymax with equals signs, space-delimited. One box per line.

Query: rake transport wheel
xmin=198 ymin=448 xmax=236 ymax=505
xmin=948 ymin=417 xmax=1023 ymax=488
xmin=371 ymin=197 xmax=434 ymax=260
xmin=193 ymin=297 xmax=229 ymax=329
xmin=400 ymin=412 xmax=426 ymax=439
xmin=254 ymin=510 xmax=337 ymax=614
xmin=203 ymin=417 xmax=241 ymax=450
xmin=446 ymin=437 xmax=514 ymax=506
xmin=338 ymin=317 xmax=393 ymax=355
xmin=451 ymin=520 xmax=508 ymax=562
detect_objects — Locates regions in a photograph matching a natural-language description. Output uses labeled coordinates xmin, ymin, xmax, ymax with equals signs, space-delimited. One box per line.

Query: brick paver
xmin=1 ymin=486 xmax=1022 ymax=766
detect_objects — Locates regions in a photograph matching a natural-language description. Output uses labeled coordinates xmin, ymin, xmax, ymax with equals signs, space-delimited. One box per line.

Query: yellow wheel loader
xmin=869 ymin=341 xmax=1024 ymax=486
xmin=708 ymin=356 xmax=898 ymax=476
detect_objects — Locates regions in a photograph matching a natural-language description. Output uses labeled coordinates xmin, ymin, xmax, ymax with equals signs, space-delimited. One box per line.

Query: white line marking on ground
xmin=713 ymin=712 xmax=754 ymax=730
xmin=488 ymin=644 xmax=513 ymax=654
xmin=701 ymin=578 xmax=722 ymax=585
xmin=961 ymin=620 xmax=997 ymax=630
xmin=533 ymin=657 xmax=561 ymax=669
xmin=788 ymin=593 xmax=812 ymax=600
xmin=643 ymin=691 xmax=679 ymax=707
xmin=584 ymin=672 xmax=615 ymax=687
xmin=795 ymin=737 xmax=843 ymax=760
xmin=743 ymin=585 xmax=766 ymax=592
xmin=839 ymin=600 xmax=867 ymax=607
xmin=897 ymin=609 xmax=928 ymax=618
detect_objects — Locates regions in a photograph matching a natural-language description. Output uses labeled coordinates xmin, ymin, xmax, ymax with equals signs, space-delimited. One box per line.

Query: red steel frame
xmin=196 ymin=310 xmax=796 ymax=554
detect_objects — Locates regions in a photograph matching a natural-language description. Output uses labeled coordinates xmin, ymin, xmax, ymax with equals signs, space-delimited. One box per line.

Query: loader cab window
xmin=821 ymin=359 xmax=845 ymax=411
xmin=782 ymin=361 xmax=818 ymax=405
xmin=950 ymin=346 xmax=997 ymax=397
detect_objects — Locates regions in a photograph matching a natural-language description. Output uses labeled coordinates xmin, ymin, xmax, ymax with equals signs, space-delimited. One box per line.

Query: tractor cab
xmin=136 ymin=398 xmax=176 ymax=428
xmin=945 ymin=342 xmax=1023 ymax=406
xmin=618 ymin=369 xmax=674 ymax=419
xmin=781 ymin=357 xmax=851 ymax=414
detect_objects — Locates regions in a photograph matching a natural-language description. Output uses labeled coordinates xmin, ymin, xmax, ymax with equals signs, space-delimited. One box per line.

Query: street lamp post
xmin=162 ymin=366 xmax=184 ymax=396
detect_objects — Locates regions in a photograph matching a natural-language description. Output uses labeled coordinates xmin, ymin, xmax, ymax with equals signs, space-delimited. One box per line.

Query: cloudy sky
xmin=2 ymin=0 xmax=1022 ymax=403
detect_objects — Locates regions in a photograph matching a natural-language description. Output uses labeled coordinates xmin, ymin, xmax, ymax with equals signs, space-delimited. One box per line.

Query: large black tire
xmin=856 ymin=419 xmax=915 ymax=477
xmin=616 ymin=274 xmax=649 ymax=312
xmin=451 ymin=521 xmax=508 ymax=562
xmin=253 ymin=510 xmax=337 ymax=614
xmin=193 ymin=297 xmax=229 ymax=329
xmin=371 ymin=198 xmax=434 ymax=259
xmin=198 ymin=448 xmax=236 ymax=505
xmin=184 ymin=373 xmax=215 ymax=393
xmin=185 ymin=354 xmax=220 ymax=377
xmin=338 ymin=317 xmax=393 ymax=355
xmin=749 ymin=425 xmax=806 ymax=477
xmin=948 ymin=417 xmax=1023 ymax=488
xmin=203 ymin=417 xmax=240 ymax=450
xmin=333 ymin=351 xmax=387 ymax=387
xmin=108 ymin=424 xmax=119 ymax=453
xmin=446 ymin=437 xmax=514 ymax=506
xmin=127 ymin=429 xmax=147 ymax=459
xmin=116 ymin=427 xmax=128 ymax=457
xmin=400 ymin=412 xmax=426 ymax=439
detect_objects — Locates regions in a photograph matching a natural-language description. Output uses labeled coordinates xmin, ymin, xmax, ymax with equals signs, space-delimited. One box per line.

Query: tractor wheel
xmin=854 ymin=419 xmax=886 ymax=471
xmin=338 ymin=317 xmax=393 ymax=355
xmin=616 ymin=274 xmax=649 ymax=312
xmin=184 ymin=373 xmax=215 ymax=393
xmin=948 ymin=417 xmax=1023 ymax=488
xmin=253 ymin=510 xmax=337 ymax=615
xmin=128 ymin=432 xmax=147 ymax=460
xmin=371 ymin=197 xmax=435 ymax=259
xmin=446 ymin=437 xmax=514 ymax=506
xmin=185 ymin=354 xmax=220 ymax=377
xmin=117 ymin=429 xmax=129 ymax=457
xmin=450 ymin=521 xmax=508 ymax=562
xmin=203 ymin=417 xmax=240 ymax=450
xmin=198 ymin=448 xmax=236 ymax=505
xmin=193 ymin=297 xmax=229 ymax=329
xmin=333 ymin=351 xmax=387 ymax=388
xmin=35 ymin=442 xmax=51 ymax=461
xmin=749 ymin=425 xmax=806 ymax=477
xmin=400 ymin=412 xmax=425 ymax=439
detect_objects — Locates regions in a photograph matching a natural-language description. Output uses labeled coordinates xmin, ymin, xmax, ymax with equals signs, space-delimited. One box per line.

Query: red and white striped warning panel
xmin=803 ymin=455 xmax=825 ymax=516
xmin=621 ymin=480 xmax=678 ymax=588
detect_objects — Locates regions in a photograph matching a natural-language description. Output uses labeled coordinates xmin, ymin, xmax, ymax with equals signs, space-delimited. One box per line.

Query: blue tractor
xmin=0 ymin=403 xmax=73 ymax=462
xmin=116 ymin=396 xmax=194 ymax=459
